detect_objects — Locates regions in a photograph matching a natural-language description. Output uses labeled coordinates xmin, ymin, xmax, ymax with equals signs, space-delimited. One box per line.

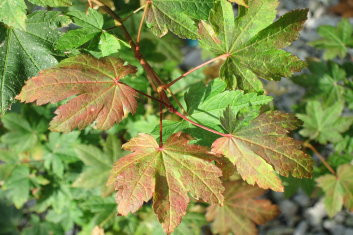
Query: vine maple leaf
xmin=317 ymin=164 xmax=353 ymax=217
xmin=211 ymin=111 xmax=313 ymax=192
xmin=310 ymin=19 xmax=353 ymax=60
xmin=111 ymin=132 xmax=224 ymax=233
xmin=206 ymin=180 xmax=279 ymax=235
xmin=199 ymin=0 xmax=308 ymax=91
xmin=17 ymin=54 xmax=138 ymax=132
xmin=143 ymin=0 xmax=214 ymax=39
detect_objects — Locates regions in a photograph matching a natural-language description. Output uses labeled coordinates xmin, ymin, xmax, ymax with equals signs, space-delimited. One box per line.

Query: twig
xmin=158 ymin=53 xmax=230 ymax=91
xmin=91 ymin=0 xmax=168 ymax=100
xmin=137 ymin=2 xmax=150 ymax=43
xmin=159 ymin=102 xmax=163 ymax=147
xmin=90 ymin=0 xmax=231 ymax=138
xmin=303 ymin=142 xmax=336 ymax=176
xmin=127 ymin=84 xmax=231 ymax=138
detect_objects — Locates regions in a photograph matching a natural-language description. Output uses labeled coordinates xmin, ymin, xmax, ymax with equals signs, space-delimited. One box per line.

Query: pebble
xmin=345 ymin=216 xmax=353 ymax=227
xmin=294 ymin=221 xmax=309 ymax=235
xmin=345 ymin=228 xmax=353 ymax=235
xmin=305 ymin=200 xmax=327 ymax=227
xmin=323 ymin=220 xmax=346 ymax=235
xmin=293 ymin=193 xmax=311 ymax=208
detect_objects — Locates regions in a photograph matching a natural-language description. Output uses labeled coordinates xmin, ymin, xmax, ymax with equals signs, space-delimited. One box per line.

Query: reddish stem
xmin=159 ymin=53 xmax=230 ymax=91
xmin=304 ymin=142 xmax=336 ymax=176
xmin=92 ymin=0 xmax=170 ymax=103
xmin=128 ymin=85 xmax=230 ymax=138
xmin=92 ymin=0 xmax=231 ymax=139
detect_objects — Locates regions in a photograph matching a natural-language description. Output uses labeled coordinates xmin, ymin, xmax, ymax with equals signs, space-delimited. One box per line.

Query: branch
xmin=127 ymin=84 xmax=230 ymax=138
xmin=303 ymin=142 xmax=336 ymax=176
xmin=91 ymin=0 xmax=170 ymax=103
xmin=158 ymin=53 xmax=230 ymax=91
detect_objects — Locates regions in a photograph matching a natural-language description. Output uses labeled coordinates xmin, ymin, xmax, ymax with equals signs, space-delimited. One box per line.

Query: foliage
xmin=206 ymin=180 xmax=279 ymax=235
xmin=310 ymin=19 xmax=353 ymax=60
xmin=0 ymin=0 xmax=353 ymax=234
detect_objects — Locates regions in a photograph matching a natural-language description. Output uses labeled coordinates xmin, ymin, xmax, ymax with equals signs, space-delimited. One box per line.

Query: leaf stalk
xmin=303 ymin=142 xmax=336 ymax=176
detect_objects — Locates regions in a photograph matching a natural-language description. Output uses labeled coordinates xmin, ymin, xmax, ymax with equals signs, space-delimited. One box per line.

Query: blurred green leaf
xmin=297 ymin=101 xmax=353 ymax=144
xmin=310 ymin=19 xmax=353 ymax=60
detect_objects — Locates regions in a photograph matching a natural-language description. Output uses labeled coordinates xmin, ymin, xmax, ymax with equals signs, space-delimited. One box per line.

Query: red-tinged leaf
xmin=111 ymin=132 xmax=224 ymax=233
xmin=212 ymin=111 xmax=313 ymax=192
xmin=16 ymin=54 xmax=138 ymax=132
xmin=206 ymin=180 xmax=279 ymax=235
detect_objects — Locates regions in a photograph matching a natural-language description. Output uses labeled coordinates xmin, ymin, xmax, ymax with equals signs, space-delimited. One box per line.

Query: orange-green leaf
xmin=316 ymin=164 xmax=353 ymax=217
xmin=206 ymin=180 xmax=279 ymax=235
xmin=16 ymin=54 xmax=138 ymax=132
xmin=211 ymin=111 xmax=313 ymax=192
xmin=111 ymin=132 xmax=224 ymax=233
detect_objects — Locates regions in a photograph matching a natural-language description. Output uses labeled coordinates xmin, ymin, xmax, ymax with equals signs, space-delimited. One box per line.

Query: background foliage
xmin=0 ymin=0 xmax=353 ymax=235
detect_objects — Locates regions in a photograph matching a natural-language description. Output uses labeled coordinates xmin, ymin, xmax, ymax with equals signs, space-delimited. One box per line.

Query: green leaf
xmin=153 ymin=79 xmax=272 ymax=142
xmin=145 ymin=0 xmax=214 ymax=39
xmin=56 ymin=9 xmax=127 ymax=56
xmin=80 ymin=195 xmax=118 ymax=226
xmin=28 ymin=0 xmax=72 ymax=7
xmin=0 ymin=0 xmax=27 ymax=30
xmin=199 ymin=0 xmax=308 ymax=91
xmin=1 ymin=113 xmax=47 ymax=152
xmin=22 ymin=215 xmax=64 ymax=235
xmin=206 ymin=180 xmax=279 ymax=235
xmin=316 ymin=164 xmax=353 ymax=217
xmin=297 ymin=101 xmax=353 ymax=144
xmin=335 ymin=135 xmax=353 ymax=154
xmin=73 ymin=135 xmax=123 ymax=191
xmin=291 ymin=61 xmax=347 ymax=106
xmin=55 ymin=9 xmax=103 ymax=51
xmin=310 ymin=19 xmax=353 ymax=60
xmin=212 ymin=111 xmax=313 ymax=191
xmin=111 ymin=132 xmax=224 ymax=233
xmin=0 ymin=11 xmax=70 ymax=114
xmin=281 ymin=176 xmax=315 ymax=197
xmin=43 ymin=132 xmax=80 ymax=178
xmin=2 ymin=165 xmax=31 ymax=208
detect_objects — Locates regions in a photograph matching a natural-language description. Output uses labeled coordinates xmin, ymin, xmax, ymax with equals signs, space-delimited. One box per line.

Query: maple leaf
xmin=111 ymin=132 xmax=224 ymax=233
xmin=1 ymin=113 xmax=47 ymax=152
xmin=56 ymin=9 xmax=128 ymax=56
xmin=316 ymin=164 xmax=353 ymax=217
xmin=211 ymin=110 xmax=313 ymax=192
xmin=154 ymin=79 xmax=273 ymax=143
xmin=206 ymin=180 xmax=279 ymax=235
xmin=0 ymin=0 xmax=71 ymax=31
xmin=28 ymin=0 xmax=72 ymax=7
xmin=310 ymin=19 xmax=353 ymax=60
xmin=0 ymin=11 xmax=70 ymax=114
xmin=73 ymin=135 xmax=124 ymax=195
xmin=0 ymin=0 xmax=27 ymax=30
xmin=16 ymin=54 xmax=138 ymax=132
xmin=199 ymin=0 xmax=308 ymax=91
xmin=143 ymin=0 xmax=214 ymax=39
xmin=297 ymin=101 xmax=353 ymax=144
xmin=291 ymin=61 xmax=347 ymax=106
